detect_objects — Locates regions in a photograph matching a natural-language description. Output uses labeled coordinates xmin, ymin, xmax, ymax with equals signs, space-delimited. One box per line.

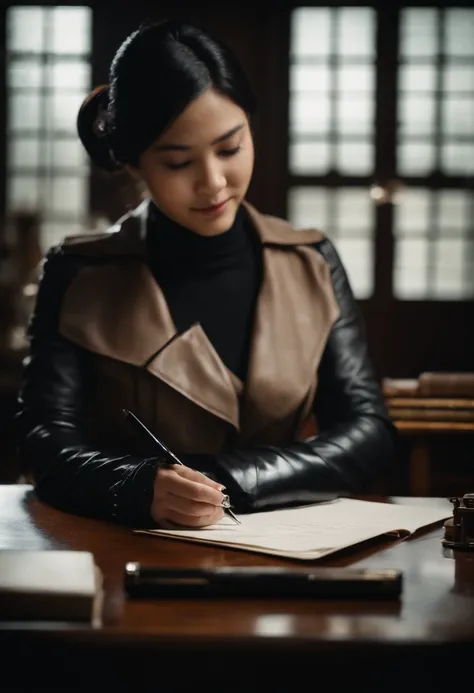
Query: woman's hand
xmin=151 ymin=464 xmax=226 ymax=528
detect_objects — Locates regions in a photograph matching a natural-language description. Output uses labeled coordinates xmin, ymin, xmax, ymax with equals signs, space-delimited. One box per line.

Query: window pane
xmin=338 ymin=66 xmax=374 ymax=93
xmin=290 ymin=94 xmax=330 ymax=135
xmin=51 ymin=7 xmax=92 ymax=55
xmin=49 ymin=177 xmax=88 ymax=216
xmin=291 ymin=8 xmax=331 ymax=57
xmin=290 ymin=65 xmax=330 ymax=93
xmin=394 ymin=189 xmax=431 ymax=236
xmin=445 ymin=10 xmax=474 ymax=58
xmin=399 ymin=65 xmax=437 ymax=93
xmin=7 ymin=8 xmax=44 ymax=53
xmin=399 ymin=96 xmax=436 ymax=136
xmin=41 ymin=221 xmax=86 ymax=253
xmin=441 ymin=143 xmax=474 ymax=175
xmin=441 ymin=98 xmax=474 ymax=136
xmin=438 ymin=191 xmax=470 ymax=234
xmin=394 ymin=239 xmax=429 ymax=298
xmin=287 ymin=187 xmax=329 ymax=231
xmin=394 ymin=188 xmax=474 ymax=300
xmin=48 ymin=61 xmax=91 ymax=90
xmin=335 ymin=189 xmax=372 ymax=235
xmin=433 ymin=239 xmax=471 ymax=299
xmin=398 ymin=141 xmax=435 ymax=176
xmin=337 ymin=8 xmax=375 ymax=58
xmin=336 ymin=141 xmax=373 ymax=175
xmin=336 ymin=98 xmax=373 ymax=135
xmin=334 ymin=238 xmax=373 ymax=299
xmin=434 ymin=238 xmax=469 ymax=271
xmin=48 ymin=93 xmax=84 ymax=131
xmin=8 ymin=60 xmax=43 ymax=88
xmin=288 ymin=187 xmax=374 ymax=299
xmin=8 ymin=93 xmax=42 ymax=131
xmin=289 ymin=7 xmax=376 ymax=183
xmin=6 ymin=7 xmax=92 ymax=250
xmin=400 ymin=9 xmax=438 ymax=58
xmin=443 ymin=65 xmax=474 ymax=93
xmin=289 ymin=141 xmax=330 ymax=175
xmin=9 ymin=138 xmax=41 ymax=169
xmin=8 ymin=175 xmax=40 ymax=210
xmin=46 ymin=138 xmax=87 ymax=168
xmin=432 ymin=274 xmax=473 ymax=299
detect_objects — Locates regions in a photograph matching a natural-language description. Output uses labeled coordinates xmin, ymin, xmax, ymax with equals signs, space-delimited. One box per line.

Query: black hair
xmin=77 ymin=19 xmax=257 ymax=172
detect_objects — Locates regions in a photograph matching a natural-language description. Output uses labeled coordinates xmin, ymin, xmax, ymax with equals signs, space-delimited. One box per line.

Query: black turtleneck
xmin=146 ymin=203 xmax=262 ymax=382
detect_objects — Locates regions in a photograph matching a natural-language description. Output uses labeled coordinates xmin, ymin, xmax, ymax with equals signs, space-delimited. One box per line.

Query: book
xmin=136 ymin=498 xmax=452 ymax=561
xmin=383 ymin=378 xmax=419 ymax=398
xmin=388 ymin=407 xmax=474 ymax=422
xmin=0 ymin=550 xmax=103 ymax=624
xmin=418 ymin=372 xmax=474 ymax=398
xmin=388 ymin=397 xmax=474 ymax=410
xmin=383 ymin=373 xmax=474 ymax=399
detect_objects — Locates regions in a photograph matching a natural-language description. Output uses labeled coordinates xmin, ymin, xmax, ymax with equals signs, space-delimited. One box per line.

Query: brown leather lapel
xmin=60 ymin=268 xmax=241 ymax=430
xmin=146 ymin=324 xmax=240 ymax=427
xmin=59 ymin=201 xmax=241 ymax=428
xmin=59 ymin=261 xmax=176 ymax=366
xmin=239 ymin=202 xmax=340 ymax=440
xmin=59 ymin=199 xmax=339 ymax=440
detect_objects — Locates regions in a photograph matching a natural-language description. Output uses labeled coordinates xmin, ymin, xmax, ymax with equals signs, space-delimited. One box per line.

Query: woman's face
xmin=131 ymin=88 xmax=255 ymax=236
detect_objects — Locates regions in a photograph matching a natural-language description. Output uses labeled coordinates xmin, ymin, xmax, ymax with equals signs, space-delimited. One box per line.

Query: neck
xmin=147 ymin=202 xmax=252 ymax=278
xmin=149 ymin=201 xmax=242 ymax=237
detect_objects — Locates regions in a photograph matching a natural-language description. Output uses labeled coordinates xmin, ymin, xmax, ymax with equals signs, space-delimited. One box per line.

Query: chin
xmin=194 ymin=205 xmax=238 ymax=237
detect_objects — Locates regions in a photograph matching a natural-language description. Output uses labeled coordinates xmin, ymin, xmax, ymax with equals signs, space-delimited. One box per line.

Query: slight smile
xmin=191 ymin=199 xmax=230 ymax=215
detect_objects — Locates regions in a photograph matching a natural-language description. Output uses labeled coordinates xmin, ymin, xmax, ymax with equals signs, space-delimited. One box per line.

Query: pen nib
xmin=227 ymin=508 xmax=241 ymax=524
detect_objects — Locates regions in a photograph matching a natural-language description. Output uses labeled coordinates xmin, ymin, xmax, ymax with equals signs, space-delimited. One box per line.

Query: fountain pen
xmin=123 ymin=408 xmax=241 ymax=524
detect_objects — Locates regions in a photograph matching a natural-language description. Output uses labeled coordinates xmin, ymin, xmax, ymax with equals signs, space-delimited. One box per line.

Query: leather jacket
xmin=16 ymin=201 xmax=397 ymax=527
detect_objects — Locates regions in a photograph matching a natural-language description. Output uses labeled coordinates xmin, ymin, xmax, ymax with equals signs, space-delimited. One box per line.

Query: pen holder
xmin=442 ymin=493 xmax=474 ymax=551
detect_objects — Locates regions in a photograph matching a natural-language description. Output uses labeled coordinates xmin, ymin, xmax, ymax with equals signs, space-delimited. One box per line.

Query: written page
xmin=136 ymin=498 xmax=451 ymax=560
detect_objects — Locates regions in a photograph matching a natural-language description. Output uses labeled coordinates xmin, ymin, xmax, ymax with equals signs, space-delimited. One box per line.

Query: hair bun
xmin=77 ymin=85 xmax=122 ymax=172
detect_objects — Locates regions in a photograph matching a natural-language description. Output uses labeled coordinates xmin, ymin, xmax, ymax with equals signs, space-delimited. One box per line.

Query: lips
xmin=193 ymin=199 xmax=229 ymax=214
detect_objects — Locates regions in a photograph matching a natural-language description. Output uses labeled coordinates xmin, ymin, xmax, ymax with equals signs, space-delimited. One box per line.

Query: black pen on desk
xmin=122 ymin=408 xmax=241 ymax=525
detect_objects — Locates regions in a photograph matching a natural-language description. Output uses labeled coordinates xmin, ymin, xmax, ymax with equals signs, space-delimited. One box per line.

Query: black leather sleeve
xmin=16 ymin=248 xmax=159 ymax=527
xmin=186 ymin=238 xmax=398 ymax=512
xmin=17 ymin=239 xmax=397 ymax=522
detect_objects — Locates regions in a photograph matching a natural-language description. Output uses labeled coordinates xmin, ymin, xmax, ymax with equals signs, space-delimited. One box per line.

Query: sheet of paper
xmin=136 ymin=497 xmax=452 ymax=560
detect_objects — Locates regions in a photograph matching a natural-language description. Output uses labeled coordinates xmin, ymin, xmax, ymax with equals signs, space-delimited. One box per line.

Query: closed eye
xmin=165 ymin=160 xmax=191 ymax=170
xmin=164 ymin=146 xmax=241 ymax=171
xmin=219 ymin=146 xmax=241 ymax=158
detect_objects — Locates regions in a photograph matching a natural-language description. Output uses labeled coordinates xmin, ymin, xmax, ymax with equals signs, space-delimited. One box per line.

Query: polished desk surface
xmin=1 ymin=484 xmax=473 ymax=690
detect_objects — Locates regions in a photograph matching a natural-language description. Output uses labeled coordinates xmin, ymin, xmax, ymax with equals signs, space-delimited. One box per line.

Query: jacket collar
xmin=59 ymin=199 xmax=339 ymax=440
xmin=62 ymin=198 xmax=327 ymax=254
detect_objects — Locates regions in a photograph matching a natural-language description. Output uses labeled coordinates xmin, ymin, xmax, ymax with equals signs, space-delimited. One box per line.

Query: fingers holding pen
xmin=152 ymin=464 xmax=226 ymax=527
xmin=163 ymin=498 xmax=224 ymax=528
xmin=162 ymin=465 xmax=226 ymax=504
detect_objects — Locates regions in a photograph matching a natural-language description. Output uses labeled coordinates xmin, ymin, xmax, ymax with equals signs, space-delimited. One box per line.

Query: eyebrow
xmin=152 ymin=123 xmax=245 ymax=152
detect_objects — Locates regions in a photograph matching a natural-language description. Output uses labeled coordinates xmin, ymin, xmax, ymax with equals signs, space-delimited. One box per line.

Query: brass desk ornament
xmin=442 ymin=494 xmax=474 ymax=550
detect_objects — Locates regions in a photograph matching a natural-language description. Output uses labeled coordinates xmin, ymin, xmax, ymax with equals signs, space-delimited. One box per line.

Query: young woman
xmin=16 ymin=19 xmax=396 ymax=529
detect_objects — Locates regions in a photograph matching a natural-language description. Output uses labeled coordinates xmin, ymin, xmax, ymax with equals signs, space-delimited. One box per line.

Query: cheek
xmin=235 ymin=148 xmax=254 ymax=186
xmin=145 ymin=170 xmax=191 ymax=208
xmin=226 ymin=149 xmax=254 ymax=189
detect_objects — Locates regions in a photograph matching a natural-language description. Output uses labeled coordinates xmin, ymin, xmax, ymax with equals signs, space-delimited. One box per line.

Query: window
xmin=394 ymin=187 xmax=474 ymax=299
xmin=288 ymin=7 xmax=376 ymax=299
xmin=6 ymin=6 xmax=92 ymax=253
xmin=288 ymin=186 xmax=374 ymax=299
xmin=288 ymin=6 xmax=474 ymax=302
xmin=394 ymin=8 xmax=474 ymax=299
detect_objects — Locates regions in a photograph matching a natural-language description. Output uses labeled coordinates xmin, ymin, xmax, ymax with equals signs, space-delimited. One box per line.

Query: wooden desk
xmin=1 ymin=485 xmax=473 ymax=692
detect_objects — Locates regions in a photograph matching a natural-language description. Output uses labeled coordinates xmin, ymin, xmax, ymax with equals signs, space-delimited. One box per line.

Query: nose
xmin=196 ymin=159 xmax=226 ymax=197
